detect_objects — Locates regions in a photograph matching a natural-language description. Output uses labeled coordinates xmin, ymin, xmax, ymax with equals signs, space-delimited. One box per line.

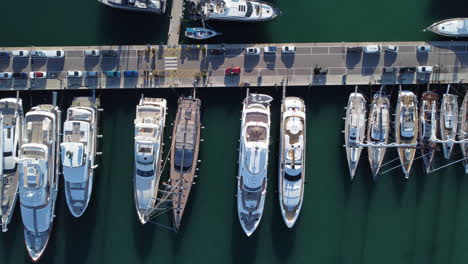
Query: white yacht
xmin=18 ymin=104 xmax=60 ymax=262
xmin=98 ymin=0 xmax=166 ymax=14
xmin=419 ymin=92 xmax=438 ymax=173
xmin=440 ymin=93 xmax=458 ymax=160
xmin=460 ymin=91 xmax=468 ymax=174
xmin=425 ymin=18 xmax=468 ymax=37
xmin=366 ymin=92 xmax=389 ymax=179
xmin=61 ymin=97 xmax=100 ymax=218
xmin=278 ymin=97 xmax=305 ymax=228
xmin=134 ymin=97 xmax=166 ymax=225
xmin=344 ymin=92 xmax=366 ymax=180
xmin=0 ymin=98 xmax=23 ymax=232
xmin=237 ymin=93 xmax=272 ymax=236
xmin=395 ymin=91 xmax=418 ymax=178
xmin=191 ymin=0 xmax=280 ymax=22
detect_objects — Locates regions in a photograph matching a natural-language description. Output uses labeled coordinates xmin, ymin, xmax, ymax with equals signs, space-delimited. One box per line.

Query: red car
xmin=225 ymin=67 xmax=241 ymax=76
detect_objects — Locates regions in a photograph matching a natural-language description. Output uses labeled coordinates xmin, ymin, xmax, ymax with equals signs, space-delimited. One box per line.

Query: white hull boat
xmin=185 ymin=27 xmax=221 ymax=40
xmin=98 ymin=0 xmax=166 ymax=14
xmin=460 ymin=91 xmax=468 ymax=174
xmin=425 ymin=18 xmax=468 ymax=37
xmin=192 ymin=0 xmax=281 ymax=22
xmin=419 ymin=92 xmax=438 ymax=173
xmin=366 ymin=92 xmax=389 ymax=179
xmin=440 ymin=93 xmax=458 ymax=160
xmin=344 ymin=92 xmax=366 ymax=180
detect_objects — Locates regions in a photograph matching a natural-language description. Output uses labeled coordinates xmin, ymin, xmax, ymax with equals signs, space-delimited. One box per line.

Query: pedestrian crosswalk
xmin=164 ymin=56 xmax=178 ymax=70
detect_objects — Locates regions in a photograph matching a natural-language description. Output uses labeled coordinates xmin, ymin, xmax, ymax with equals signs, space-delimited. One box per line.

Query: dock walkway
xmin=1 ymin=41 xmax=468 ymax=90
xmin=167 ymin=0 xmax=185 ymax=46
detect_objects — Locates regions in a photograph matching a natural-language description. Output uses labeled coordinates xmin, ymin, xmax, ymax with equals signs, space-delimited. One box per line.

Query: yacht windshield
xmin=136 ymin=169 xmax=154 ymax=177
xmin=245 ymin=1 xmax=253 ymax=17
xmin=284 ymin=172 xmax=301 ymax=182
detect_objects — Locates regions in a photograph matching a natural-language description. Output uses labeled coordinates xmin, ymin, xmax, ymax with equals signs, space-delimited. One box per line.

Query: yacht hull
xmin=440 ymin=94 xmax=459 ymax=160
xmin=460 ymin=91 xmax=468 ymax=173
xmin=344 ymin=93 xmax=366 ymax=180
xmin=419 ymin=92 xmax=439 ymax=173
xmin=425 ymin=18 xmax=468 ymax=37
xmin=395 ymin=91 xmax=418 ymax=178
xmin=98 ymin=0 xmax=166 ymax=14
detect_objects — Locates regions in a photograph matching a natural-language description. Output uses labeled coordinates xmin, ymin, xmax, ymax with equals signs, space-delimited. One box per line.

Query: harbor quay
xmin=1 ymin=41 xmax=468 ymax=90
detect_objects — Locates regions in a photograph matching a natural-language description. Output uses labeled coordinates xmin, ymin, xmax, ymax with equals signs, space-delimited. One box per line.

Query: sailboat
xmin=344 ymin=92 xmax=366 ymax=180
xmin=185 ymin=27 xmax=221 ymax=40
xmin=440 ymin=90 xmax=459 ymax=160
xmin=419 ymin=92 xmax=439 ymax=173
xmin=0 ymin=97 xmax=23 ymax=232
xmin=278 ymin=97 xmax=305 ymax=228
xmin=459 ymin=90 xmax=468 ymax=174
xmin=395 ymin=91 xmax=418 ymax=178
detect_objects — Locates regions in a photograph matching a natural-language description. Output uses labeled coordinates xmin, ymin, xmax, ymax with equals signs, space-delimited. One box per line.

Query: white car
xmin=84 ymin=49 xmax=100 ymax=56
xmin=263 ymin=46 xmax=277 ymax=54
xmin=43 ymin=50 xmax=65 ymax=58
xmin=0 ymin=72 xmax=12 ymax=79
xmin=417 ymin=45 xmax=431 ymax=52
xmin=364 ymin=45 xmax=381 ymax=54
xmin=245 ymin=47 xmax=261 ymax=55
xmin=417 ymin=66 xmax=433 ymax=73
xmin=281 ymin=46 xmax=296 ymax=54
xmin=67 ymin=71 xmax=83 ymax=78
xmin=12 ymin=50 xmax=30 ymax=57
xmin=30 ymin=51 xmax=46 ymax=57
xmin=29 ymin=71 xmax=47 ymax=79
xmin=386 ymin=45 xmax=399 ymax=53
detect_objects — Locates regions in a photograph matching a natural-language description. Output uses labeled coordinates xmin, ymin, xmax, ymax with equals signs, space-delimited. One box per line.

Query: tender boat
xmin=185 ymin=27 xmax=221 ymax=40
xmin=0 ymin=98 xmax=23 ymax=232
xmin=170 ymin=96 xmax=201 ymax=231
xmin=60 ymin=97 xmax=100 ymax=217
xmin=395 ymin=91 xmax=418 ymax=178
xmin=134 ymin=97 xmax=166 ymax=224
xmin=18 ymin=104 xmax=61 ymax=262
xmin=459 ymin=91 xmax=468 ymax=174
xmin=98 ymin=0 xmax=166 ymax=14
xmin=344 ymin=92 xmax=366 ymax=180
xmin=366 ymin=92 xmax=389 ymax=179
xmin=191 ymin=0 xmax=280 ymax=22
xmin=440 ymin=93 xmax=459 ymax=160
xmin=419 ymin=92 xmax=439 ymax=173
xmin=425 ymin=18 xmax=468 ymax=37
xmin=278 ymin=97 xmax=305 ymax=228
xmin=237 ymin=93 xmax=272 ymax=236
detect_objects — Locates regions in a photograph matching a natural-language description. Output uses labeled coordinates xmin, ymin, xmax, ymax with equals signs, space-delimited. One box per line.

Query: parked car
xmin=31 ymin=51 xmax=46 ymax=57
xmin=281 ymin=46 xmax=296 ymax=54
xmin=417 ymin=45 xmax=431 ymax=52
xmin=67 ymin=71 xmax=83 ymax=78
xmin=263 ymin=46 xmax=277 ymax=54
xmin=0 ymin=72 xmax=12 ymax=79
xmin=364 ymin=45 xmax=381 ymax=54
xmin=12 ymin=50 xmax=29 ymax=57
xmin=29 ymin=71 xmax=47 ymax=79
xmin=225 ymin=67 xmax=241 ymax=76
xmin=0 ymin=52 xmax=10 ymax=57
xmin=385 ymin=45 xmax=399 ymax=53
xmin=383 ymin=66 xmax=397 ymax=73
xmin=124 ymin=70 xmax=138 ymax=78
xmin=105 ymin=71 xmax=121 ymax=77
xmin=417 ymin=66 xmax=433 ymax=73
xmin=13 ymin=72 xmax=28 ymax=79
xmin=101 ymin=50 xmax=118 ymax=57
xmin=347 ymin=47 xmax=363 ymax=53
xmin=84 ymin=49 xmax=100 ymax=56
xmin=85 ymin=71 xmax=99 ymax=78
xmin=245 ymin=47 xmax=261 ymax=55
xmin=43 ymin=50 xmax=65 ymax=58
xmin=399 ymin=67 xmax=417 ymax=73
xmin=209 ymin=48 xmax=226 ymax=55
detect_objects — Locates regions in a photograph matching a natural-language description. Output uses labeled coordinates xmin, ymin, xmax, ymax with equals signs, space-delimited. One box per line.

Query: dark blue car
xmin=0 ymin=52 xmax=10 ymax=57
xmin=12 ymin=72 xmax=27 ymax=79
xmin=124 ymin=70 xmax=138 ymax=78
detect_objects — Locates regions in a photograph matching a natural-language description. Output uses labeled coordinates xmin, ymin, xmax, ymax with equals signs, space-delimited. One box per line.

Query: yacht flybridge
xmin=425 ymin=18 xmax=468 ymax=37
xmin=278 ymin=97 xmax=305 ymax=228
xmin=134 ymin=97 xmax=166 ymax=225
xmin=440 ymin=93 xmax=459 ymax=160
xmin=395 ymin=91 xmax=418 ymax=178
xmin=366 ymin=92 xmax=389 ymax=178
xmin=237 ymin=93 xmax=272 ymax=236
xmin=191 ymin=0 xmax=280 ymax=22
xmin=61 ymin=97 xmax=100 ymax=217
xmin=98 ymin=0 xmax=166 ymax=14
xmin=460 ymin=91 xmax=468 ymax=174
xmin=0 ymin=98 xmax=23 ymax=232
xmin=170 ymin=96 xmax=201 ymax=231
xmin=344 ymin=92 xmax=366 ymax=180
xmin=18 ymin=104 xmax=60 ymax=262
xmin=419 ymin=92 xmax=439 ymax=173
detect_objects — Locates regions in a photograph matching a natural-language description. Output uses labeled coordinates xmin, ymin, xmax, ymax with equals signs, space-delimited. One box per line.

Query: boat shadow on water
xmin=0 ymin=206 xmax=20 ymax=263
xmin=230 ymin=197 xmax=257 ymax=264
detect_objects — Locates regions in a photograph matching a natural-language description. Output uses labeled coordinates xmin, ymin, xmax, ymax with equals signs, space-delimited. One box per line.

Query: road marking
xmin=164 ymin=56 xmax=178 ymax=71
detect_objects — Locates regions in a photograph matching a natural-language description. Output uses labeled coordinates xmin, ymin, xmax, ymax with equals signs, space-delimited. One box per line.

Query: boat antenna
xmin=354 ymin=85 xmax=358 ymax=94
xmin=446 ymin=84 xmax=451 ymax=94
xmin=282 ymin=77 xmax=287 ymax=102
xmin=399 ymin=84 xmax=402 ymax=92
xmin=246 ymin=87 xmax=250 ymax=99
xmin=193 ymin=87 xmax=197 ymax=99
xmin=52 ymin=91 xmax=57 ymax=107
xmin=15 ymin=91 xmax=19 ymax=117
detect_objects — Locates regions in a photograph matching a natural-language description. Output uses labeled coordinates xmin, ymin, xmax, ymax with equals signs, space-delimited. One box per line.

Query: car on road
xmin=13 ymin=72 xmax=28 ymax=79
xmin=281 ymin=46 xmax=296 ymax=54
xmin=385 ymin=45 xmax=399 ymax=53
xmin=245 ymin=47 xmax=261 ymax=55
xmin=101 ymin=50 xmax=118 ymax=57
xmin=417 ymin=45 xmax=431 ymax=52
xmin=417 ymin=66 xmax=433 ymax=73
xmin=383 ymin=66 xmax=397 ymax=73
xmin=225 ymin=67 xmax=241 ymax=76
xmin=43 ymin=50 xmax=65 ymax=58
xmin=347 ymin=47 xmax=363 ymax=53
xmin=209 ymin=48 xmax=226 ymax=55
xmin=84 ymin=49 xmax=100 ymax=56
xmin=29 ymin=71 xmax=47 ymax=79
xmin=263 ymin=46 xmax=277 ymax=54
xmin=0 ymin=72 xmax=12 ymax=79
xmin=364 ymin=45 xmax=381 ymax=54
xmin=105 ymin=71 xmax=121 ymax=78
xmin=67 ymin=71 xmax=83 ymax=78
xmin=399 ymin=67 xmax=417 ymax=73
xmin=31 ymin=51 xmax=46 ymax=57
xmin=0 ymin=52 xmax=10 ymax=57
xmin=124 ymin=70 xmax=138 ymax=78
xmin=12 ymin=50 xmax=29 ymax=57
xmin=85 ymin=71 xmax=99 ymax=78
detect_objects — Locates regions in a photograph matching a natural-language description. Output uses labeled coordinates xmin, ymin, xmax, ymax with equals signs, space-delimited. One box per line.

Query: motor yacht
xmin=191 ymin=0 xmax=280 ymax=22
xmin=425 ymin=18 xmax=468 ymax=37
xmin=98 ymin=0 xmax=166 ymax=14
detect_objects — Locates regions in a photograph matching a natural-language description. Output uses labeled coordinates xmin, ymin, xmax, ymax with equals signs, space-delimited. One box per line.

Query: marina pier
xmin=1 ymin=41 xmax=468 ymax=90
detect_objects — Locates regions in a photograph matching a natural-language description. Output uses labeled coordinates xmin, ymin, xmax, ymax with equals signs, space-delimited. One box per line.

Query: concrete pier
xmin=167 ymin=0 xmax=185 ymax=46
xmin=1 ymin=41 xmax=468 ymax=90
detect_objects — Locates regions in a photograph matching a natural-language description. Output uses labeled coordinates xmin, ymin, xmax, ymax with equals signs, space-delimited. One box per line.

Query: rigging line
xmin=428 ymin=157 xmax=466 ymax=174
xmin=380 ymin=151 xmax=433 ymax=175
xmin=147 ymin=219 xmax=176 ymax=232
